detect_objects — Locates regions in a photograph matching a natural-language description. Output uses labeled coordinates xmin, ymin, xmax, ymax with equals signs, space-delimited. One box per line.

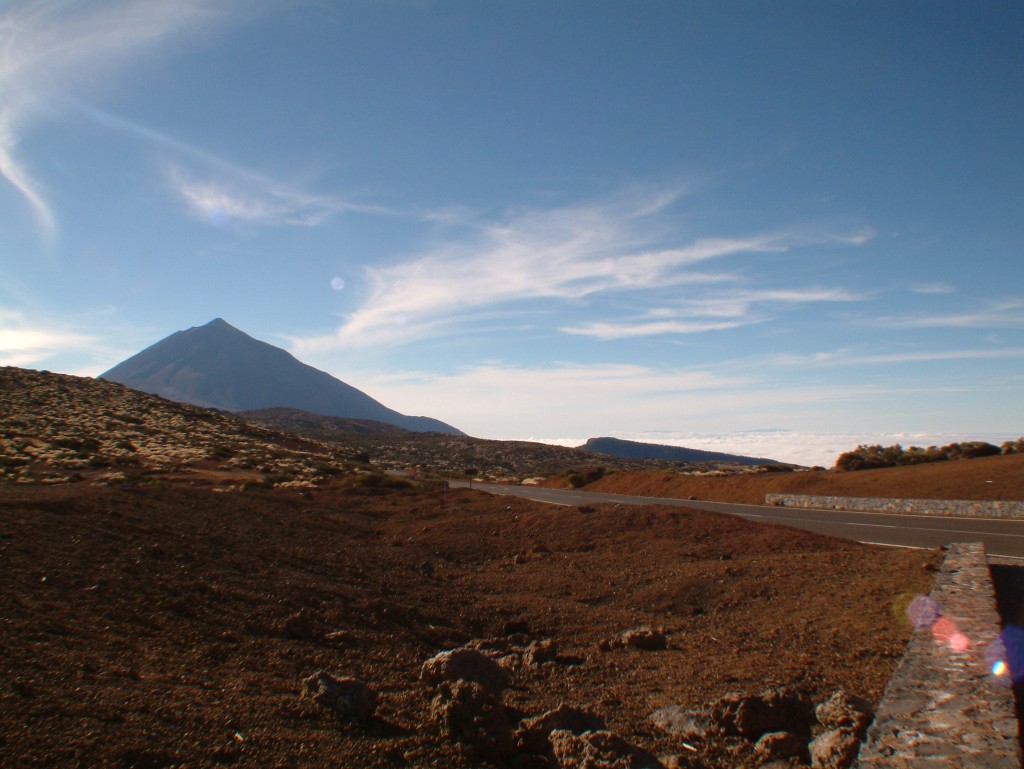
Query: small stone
xmin=649 ymin=705 xmax=713 ymax=740
xmin=524 ymin=638 xmax=559 ymax=667
xmin=754 ymin=731 xmax=805 ymax=761
xmin=808 ymin=727 xmax=860 ymax=769
xmin=619 ymin=627 xmax=668 ymax=651
xmin=515 ymin=703 xmax=607 ymax=754
xmin=301 ymin=671 xmax=377 ymax=721
xmin=815 ymin=690 xmax=873 ymax=736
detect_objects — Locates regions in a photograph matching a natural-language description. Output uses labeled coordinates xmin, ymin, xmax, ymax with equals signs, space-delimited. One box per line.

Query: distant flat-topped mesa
xmin=101 ymin=318 xmax=463 ymax=435
xmin=579 ymin=436 xmax=781 ymax=465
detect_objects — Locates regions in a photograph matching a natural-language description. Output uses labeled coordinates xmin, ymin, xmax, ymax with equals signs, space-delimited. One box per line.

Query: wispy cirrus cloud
xmin=166 ymin=165 xmax=337 ymax=228
xmin=910 ymin=282 xmax=956 ymax=295
xmin=563 ymin=287 xmax=863 ymax=339
xmin=74 ymin=102 xmax=393 ymax=228
xmin=292 ymin=190 xmax=874 ymax=351
xmin=763 ymin=346 xmax=1024 ymax=368
xmin=877 ymin=300 xmax=1024 ymax=329
xmin=0 ymin=0 xmax=228 ymax=240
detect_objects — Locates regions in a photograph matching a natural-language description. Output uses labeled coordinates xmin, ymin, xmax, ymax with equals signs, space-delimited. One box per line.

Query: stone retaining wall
xmin=764 ymin=493 xmax=1024 ymax=518
xmin=854 ymin=542 xmax=1020 ymax=768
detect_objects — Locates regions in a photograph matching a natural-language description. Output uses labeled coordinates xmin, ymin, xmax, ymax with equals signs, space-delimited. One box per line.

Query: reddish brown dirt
xmin=1 ymin=482 xmax=939 ymax=768
xmin=577 ymin=453 xmax=1024 ymax=504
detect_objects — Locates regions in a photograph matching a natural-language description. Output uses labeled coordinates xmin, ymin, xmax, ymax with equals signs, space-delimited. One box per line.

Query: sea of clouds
xmin=528 ymin=430 xmax=1018 ymax=469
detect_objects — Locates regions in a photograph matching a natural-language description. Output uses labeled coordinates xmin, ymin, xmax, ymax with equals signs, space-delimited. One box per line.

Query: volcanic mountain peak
xmin=101 ymin=319 xmax=462 ymax=435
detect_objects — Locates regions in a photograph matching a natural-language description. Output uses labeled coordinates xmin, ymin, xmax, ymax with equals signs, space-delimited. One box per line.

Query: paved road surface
xmin=448 ymin=481 xmax=1024 ymax=560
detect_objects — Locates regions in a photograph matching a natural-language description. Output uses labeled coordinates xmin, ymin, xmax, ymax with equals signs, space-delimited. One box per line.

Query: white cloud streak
xmin=0 ymin=311 xmax=96 ymax=367
xmin=563 ymin=287 xmax=863 ymax=339
xmin=293 ymin=192 xmax=873 ymax=352
xmin=0 ymin=0 xmax=230 ymax=240
xmin=766 ymin=346 xmax=1024 ymax=368
xmin=877 ymin=300 xmax=1024 ymax=329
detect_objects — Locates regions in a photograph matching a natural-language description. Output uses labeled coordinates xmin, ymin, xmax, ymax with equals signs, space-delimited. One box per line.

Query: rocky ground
xmin=1 ymin=481 xmax=939 ymax=768
xmin=0 ymin=367 xmax=366 ymax=488
xmin=4 ymin=365 xmax=1014 ymax=768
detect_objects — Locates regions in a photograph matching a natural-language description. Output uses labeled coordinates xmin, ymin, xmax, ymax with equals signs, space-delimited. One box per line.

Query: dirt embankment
xmin=1 ymin=483 xmax=938 ymax=768
xmin=579 ymin=453 xmax=1024 ymax=505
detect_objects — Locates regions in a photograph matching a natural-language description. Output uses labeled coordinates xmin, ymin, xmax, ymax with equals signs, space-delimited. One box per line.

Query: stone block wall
xmin=764 ymin=494 xmax=1024 ymax=519
xmin=854 ymin=542 xmax=1020 ymax=768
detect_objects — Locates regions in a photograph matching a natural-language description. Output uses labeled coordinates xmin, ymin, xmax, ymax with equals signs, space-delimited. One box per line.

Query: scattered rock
xmin=753 ymin=731 xmax=805 ymax=761
xmin=420 ymin=646 xmax=510 ymax=696
xmin=661 ymin=755 xmax=708 ymax=769
xmin=301 ymin=671 xmax=377 ymax=721
xmin=549 ymin=729 xmax=666 ymax=769
xmin=617 ymin=627 xmax=668 ymax=651
xmin=323 ymin=629 xmax=362 ymax=647
xmin=649 ymin=705 xmax=713 ymax=740
xmin=429 ymin=680 xmax=515 ymax=760
xmin=524 ymin=638 xmax=559 ymax=667
xmin=515 ymin=703 xmax=607 ymax=754
xmin=711 ymin=686 xmax=814 ymax=739
xmin=281 ymin=609 xmax=316 ymax=641
xmin=815 ymin=690 xmax=873 ymax=736
xmin=808 ymin=728 xmax=861 ymax=769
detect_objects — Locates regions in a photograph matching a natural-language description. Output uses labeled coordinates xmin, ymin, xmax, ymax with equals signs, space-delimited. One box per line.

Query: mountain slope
xmin=101 ymin=319 xmax=462 ymax=434
xmin=578 ymin=436 xmax=781 ymax=465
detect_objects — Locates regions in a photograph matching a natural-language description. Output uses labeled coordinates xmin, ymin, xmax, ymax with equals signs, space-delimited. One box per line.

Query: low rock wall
xmin=764 ymin=493 xmax=1024 ymax=518
xmin=855 ymin=542 xmax=1020 ymax=768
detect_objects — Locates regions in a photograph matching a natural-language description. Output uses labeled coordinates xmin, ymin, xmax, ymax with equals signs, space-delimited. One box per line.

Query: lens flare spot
xmin=907 ymin=594 xmax=939 ymax=629
xmin=993 ymin=659 xmax=1009 ymax=677
xmin=931 ymin=617 xmax=957 ymax=645
xmin=330 ymin=276 xmax=345 ymax=291
xmin=208 ymin=206 xmax=229 ymax=227
xmin=949 ymin=632 xmax=970 ymax=652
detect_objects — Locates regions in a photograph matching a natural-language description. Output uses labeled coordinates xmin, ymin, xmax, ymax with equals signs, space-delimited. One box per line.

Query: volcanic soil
xmin=1 ymin=481 xmax=939 ymax=768
xmin=578 ymin=452 xmax=1024 ymax=504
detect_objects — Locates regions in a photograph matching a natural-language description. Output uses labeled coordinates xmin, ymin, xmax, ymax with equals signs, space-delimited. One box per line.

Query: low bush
xmin=834 ymin=440 xmax=1006 ymax=471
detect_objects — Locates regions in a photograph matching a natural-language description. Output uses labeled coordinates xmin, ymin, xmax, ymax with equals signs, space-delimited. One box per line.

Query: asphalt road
xmin=448 ymin=480 xmax=1024 ymax=561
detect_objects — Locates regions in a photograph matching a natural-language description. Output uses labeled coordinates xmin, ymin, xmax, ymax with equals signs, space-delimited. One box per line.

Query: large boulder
xmin=420 ymin=646 xmax=510 ymax=696
xmin=516 ymin=704 xmax=607 ymax=754
xmin=301 ymin=671 xmax=376 ymax=721
xmin=429 ymin=680 xmax=515 ymax=760
xmin=549 ymin=729 xmax=666 ymax=769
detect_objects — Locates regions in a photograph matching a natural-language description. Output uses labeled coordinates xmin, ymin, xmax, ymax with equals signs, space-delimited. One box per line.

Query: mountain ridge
xmin=100 ymin=318 xmax=463 ymax=434
xmin=578 ymin=436 xmax=783 ymax=466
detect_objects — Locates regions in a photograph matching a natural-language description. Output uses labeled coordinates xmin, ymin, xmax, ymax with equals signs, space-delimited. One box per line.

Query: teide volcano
xmin=101 ymin=318 xmax=463 ymax=434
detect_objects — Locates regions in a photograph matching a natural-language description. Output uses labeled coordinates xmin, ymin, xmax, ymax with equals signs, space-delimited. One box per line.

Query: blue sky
xmin=2 ymin=1 xmax=1022 ymax=466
